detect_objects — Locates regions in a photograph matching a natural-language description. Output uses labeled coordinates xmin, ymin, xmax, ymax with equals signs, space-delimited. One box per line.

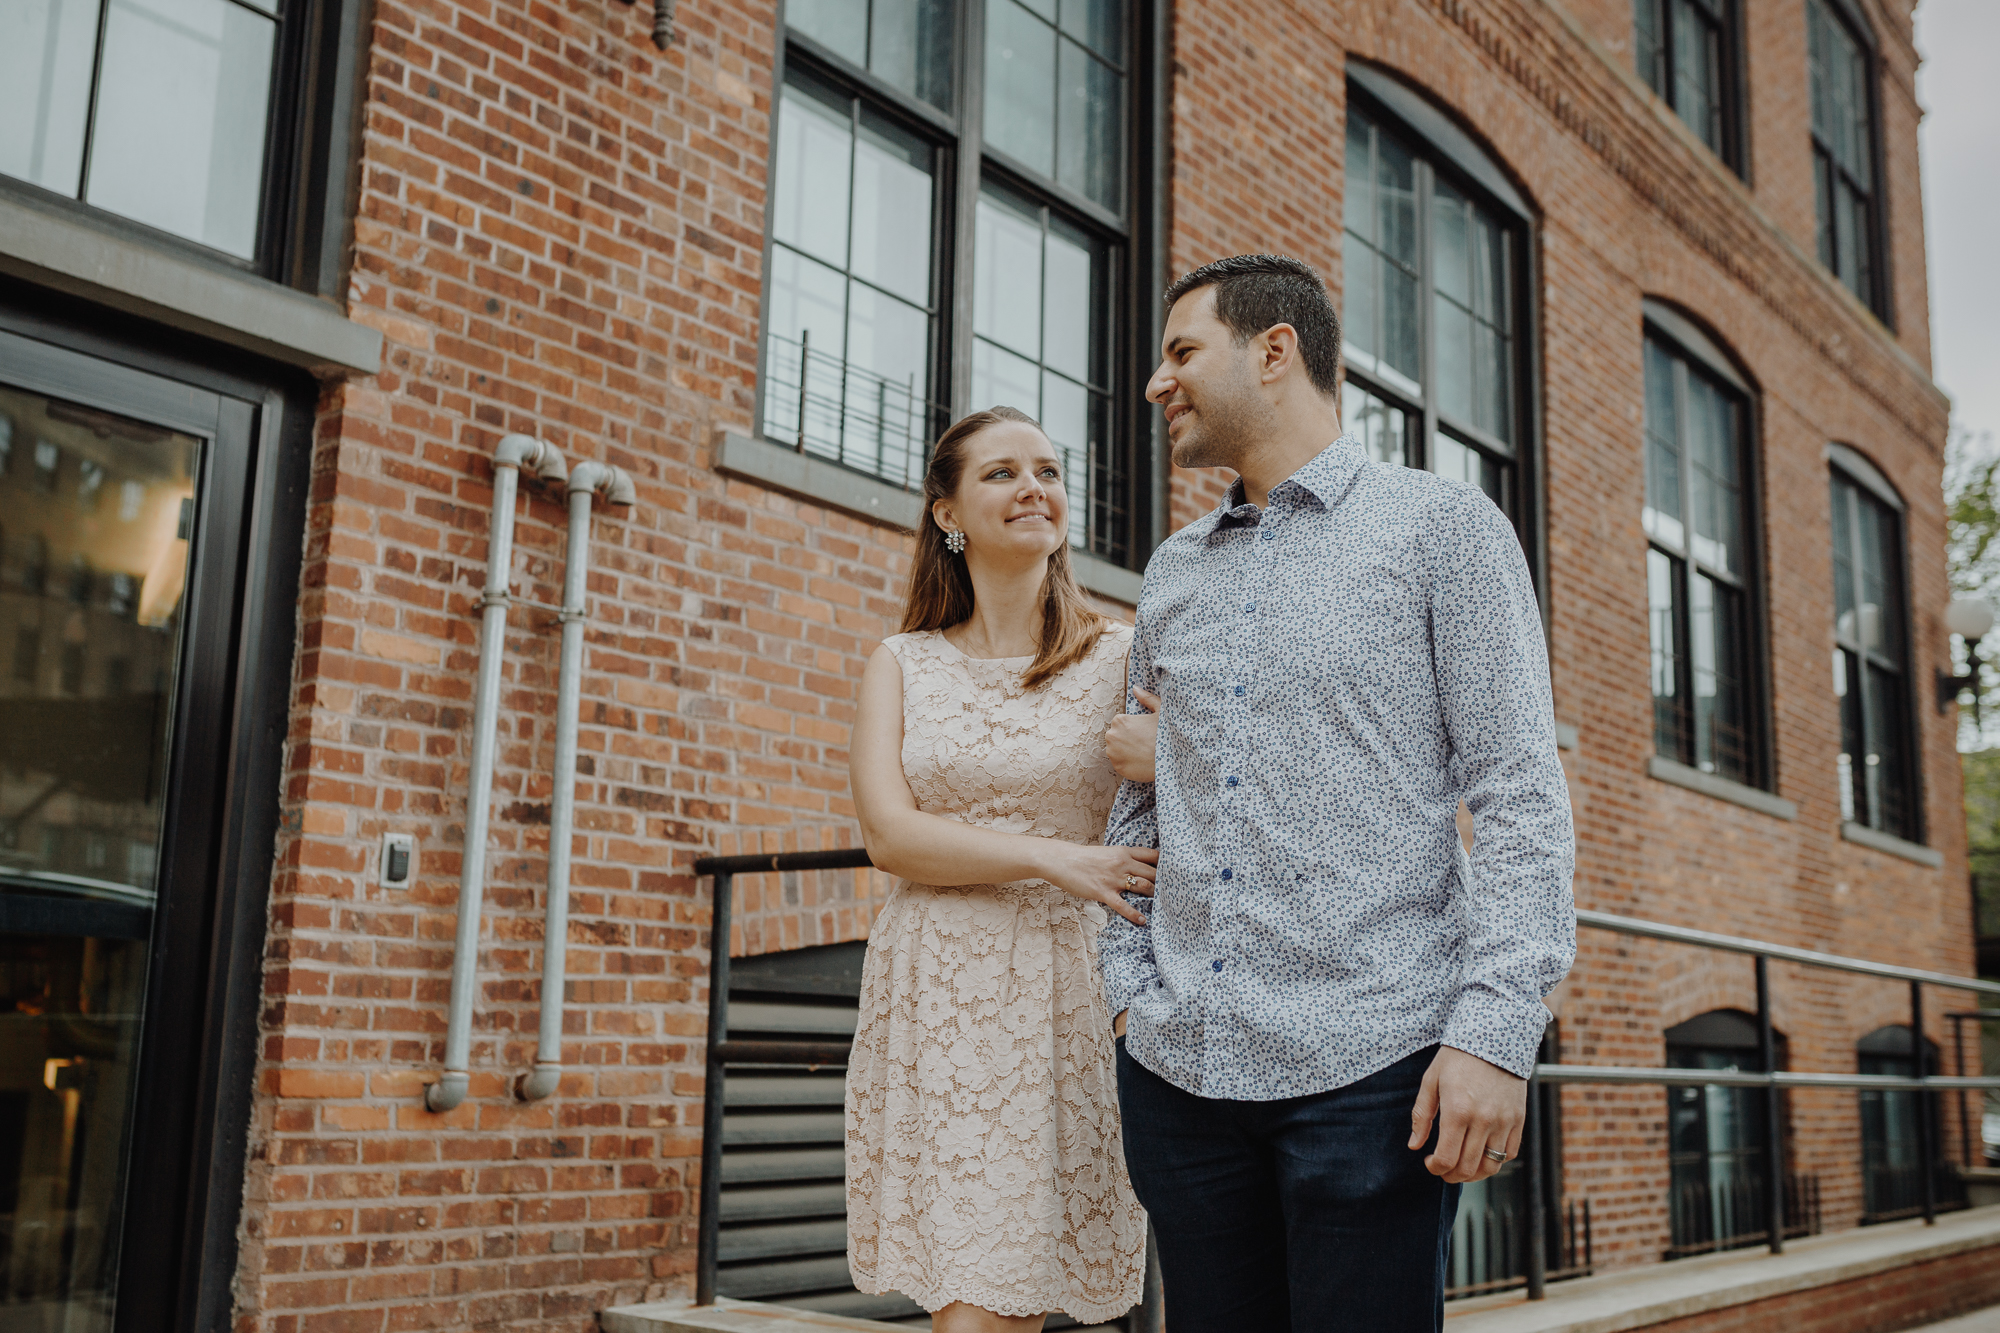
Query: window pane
xmin=1041 ymin=371 xmax=1090 ymax=548
xmin=1838 ymin=179 xmax=1872 ymax=308
xmin=1059 ymin=0 xmax=1123 ymax=64
xmin=1432 ymin=180 xmax=1514 ymax=443
xmin=772 ymin=84 xmax=853 ymax=268
xmin=1056 ymin=36 xmax=1122 ymax=213
xmin=1042 ymin=222 xmax=1097 ymax=384
xmin=1856 ymin=482 xmax=1903 ymax=664
xmin=851 ymin=115 xmax=934 ymax=307
xmin=869 ymin=0 xmax=953 ymax=109
xmin=1835 ymin=646 xmax=1860 ymax=821
xmin=1643 ymin=339 xmax=1685 ymax=549
xmin=1650 ymin=548 xmax=1688 ymax=763
xmin=0 ymin=383 xmax=199 ymax=1331
xmin=1831 ymin=479 xmax=1857 ymax=628
xmin=1864 ymin=662 xmax=1912 ymax=839
xmin=790 ymin=0 xmax=868 ymax=65
xmin=843 ymin=284 xmax=931 ymax=470
xmin=84 ymin=0 xmax=275 ymax=258
xmin=1342 ymin=112 xmax=1421 ymax=396
xmin=764 ymin=246 xmax=848 ymax=446
xmin=1670 ymin=0 xmax=1721 ymax=153
xmin=1342 ymin=382 xmax=1408 ymax=468
xmin=0 ymin=0 xmax=100 ymax=195
xmin=1684 ymin=370 xmax=1741 ymax=575
xmin=1690 ymin=571 xmax=1749 ymax=782
xmin=986 ymin=0 xmax=1056 ymax=177
xmin=971 ymin=339 xmax=1039 ymax=418
xmin=1635 ymin=0 xmax=1665 ymax=96
xmin=975 ymin=191 xmax=1044 ymax=357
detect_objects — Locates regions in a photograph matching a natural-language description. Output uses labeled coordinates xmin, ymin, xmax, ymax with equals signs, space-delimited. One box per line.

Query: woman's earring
xmin=944 ymin=530 xmax=966 ymax=554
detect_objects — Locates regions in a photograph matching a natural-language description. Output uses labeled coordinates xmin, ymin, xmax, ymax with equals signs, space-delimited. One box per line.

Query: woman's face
xmin=934 ymin=421 xmax=1069 ymax=563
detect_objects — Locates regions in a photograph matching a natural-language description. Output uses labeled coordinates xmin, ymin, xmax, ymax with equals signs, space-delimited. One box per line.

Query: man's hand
xmin=1407 ymin=1046 xmax=1526 ymax=1183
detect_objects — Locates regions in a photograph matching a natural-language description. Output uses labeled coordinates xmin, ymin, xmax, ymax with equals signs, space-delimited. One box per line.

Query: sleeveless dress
xmin=844 ymin=624 xmax=1147 ymax=1322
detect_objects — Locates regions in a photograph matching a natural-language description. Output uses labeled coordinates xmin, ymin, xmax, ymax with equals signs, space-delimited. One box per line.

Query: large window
xmin=1634 ymin=0 xmax=1741 ymax=171
xmin=1857 ymin=1026 xmax=1963 ymax=1222
xmin=1341 ymin=78 xmax=1531 ymax=526
xmin=762 ymin=0 xmax=1147 ymax=567
xmin=2 ymin=0 xmax=287 ymax=260
xmin=1643 ymin=311 xmax=1760 ymax=787
xmin=1807 ymin=0 xmax=1885 ymax=316
xmin=1830 ymin=449 xmax=1916 ymax=842
xmin=1666 ymin=1011 xmax=1784 ymax=1256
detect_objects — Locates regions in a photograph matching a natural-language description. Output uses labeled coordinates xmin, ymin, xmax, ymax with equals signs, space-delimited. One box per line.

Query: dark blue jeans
xmin=1117 ymin=1042 xmax=1460 ymax=1332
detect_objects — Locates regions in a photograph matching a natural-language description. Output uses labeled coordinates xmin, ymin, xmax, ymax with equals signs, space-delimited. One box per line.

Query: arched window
xmin=1665 ymin=1010 xmax=1787 ymax=1255
xmin=1341 ymin=64 xmax=1536 ymax=543
xmin=1857 ymin=1026 xmax=1960 ymax=1221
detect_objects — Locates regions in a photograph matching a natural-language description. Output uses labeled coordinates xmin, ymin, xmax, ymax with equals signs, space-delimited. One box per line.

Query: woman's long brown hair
xmin=899 ymin=406 xmax=1106 ymax=689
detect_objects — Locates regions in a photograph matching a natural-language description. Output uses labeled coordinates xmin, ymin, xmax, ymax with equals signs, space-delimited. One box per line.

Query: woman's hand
xmin=1104 ymin=689 xmax=1161 ymax=782
xmin=1037 ymin=843 xmax=1159 ymax=926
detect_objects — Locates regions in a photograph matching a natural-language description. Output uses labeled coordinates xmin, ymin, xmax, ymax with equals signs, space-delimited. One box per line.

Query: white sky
xmin=1916 ymin=0 xmax=2000 ymax=456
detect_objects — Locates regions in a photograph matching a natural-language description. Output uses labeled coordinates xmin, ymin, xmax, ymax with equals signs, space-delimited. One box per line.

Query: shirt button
xmin=1244 ymin=602 xmax=1256 ymax=613
xmin=1219 ymin=868 xmax=1233 ymax=881
xmin=1232 ymin=685 xmax=1245 ymax=697
xmin=1211 ymin=959 xmax=1224 ymax=972
xmin=1225 ymin=776 xmax=1239 ymax=788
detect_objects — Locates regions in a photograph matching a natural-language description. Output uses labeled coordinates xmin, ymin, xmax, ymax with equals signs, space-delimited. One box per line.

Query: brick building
xmin=0 ymin=0 xmax=1976 ymax=1329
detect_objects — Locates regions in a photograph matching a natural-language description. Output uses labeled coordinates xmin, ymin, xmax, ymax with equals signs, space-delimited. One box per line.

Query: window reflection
xmin=788 ymin=0 xmax=954 ymax=110
xmin=1831 ymin=469 xmax=1912 ymax=839
xmin=763 ymin=77 xmax=938 ymax=488
xmin=0 ymin=384 xmax=196 ymax=1332
xmin=985 ymin=0 xmax=1125 ymax=214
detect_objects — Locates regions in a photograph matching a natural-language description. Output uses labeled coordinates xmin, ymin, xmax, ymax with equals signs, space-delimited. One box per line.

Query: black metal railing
xmin=1664 ymin=1172 xmax=1822 ymax=1259
xmin=759 ymin=334 xmax=1122 ymax=563
xmin=1528 ymin=909 xmax=2000 ymax=1296
xmin=1446 ymin=1194 xmax=1591 ymax=1299
xmin=694 ymin=857 xmax=2000 ymax=1314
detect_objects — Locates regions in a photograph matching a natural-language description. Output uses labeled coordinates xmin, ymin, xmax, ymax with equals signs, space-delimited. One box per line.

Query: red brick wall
xmin=230 ymin=0 xmax=1964 ymax=1327
xmin=1634 ymin=1241 xmax=2000 ymax=1333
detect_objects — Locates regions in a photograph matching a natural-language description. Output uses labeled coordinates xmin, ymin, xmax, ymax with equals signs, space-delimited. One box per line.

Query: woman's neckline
xmin=934 ymin=629 xmax=1035 ymax=663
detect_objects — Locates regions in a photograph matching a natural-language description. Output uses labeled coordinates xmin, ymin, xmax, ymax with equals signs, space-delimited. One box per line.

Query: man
xmin=1101 ymin=253 xmax=1576 ymax=1331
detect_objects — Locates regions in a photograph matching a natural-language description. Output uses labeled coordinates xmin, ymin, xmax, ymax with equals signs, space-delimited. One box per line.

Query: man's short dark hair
xmin=1163 ymin=254 xmax=1342 ymax=397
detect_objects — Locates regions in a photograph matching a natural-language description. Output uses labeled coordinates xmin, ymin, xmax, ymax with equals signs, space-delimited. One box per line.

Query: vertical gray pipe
xmin=519 ymin=461 xmax=634 ymax=1102
xmin=427 ymin=435 xmax=566 ymax=1112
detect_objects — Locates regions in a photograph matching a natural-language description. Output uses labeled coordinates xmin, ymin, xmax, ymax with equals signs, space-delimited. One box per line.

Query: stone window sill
xmin=1840 ymin=821 xmax=1943 ymax=868
xmin=1646 ymin=755 xmax=1798 ymax=821
xmin=0 ymin=188 xmax=380 ymax=377
xmin=714 ymin=430 xmax=1146 ymax=606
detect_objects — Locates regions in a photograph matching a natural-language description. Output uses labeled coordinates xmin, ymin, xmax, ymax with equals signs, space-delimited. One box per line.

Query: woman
xmin=845 ymin=407 xmax=1153 ymax=1333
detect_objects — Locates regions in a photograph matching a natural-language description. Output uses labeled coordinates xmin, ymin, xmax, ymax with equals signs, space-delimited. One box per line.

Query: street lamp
xmin=1938 ymin=595 xmax=1997 ymax=723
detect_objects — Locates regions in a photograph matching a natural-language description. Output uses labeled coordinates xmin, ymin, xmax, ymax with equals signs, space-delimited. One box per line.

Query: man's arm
xmin=1411 ymin=486 xmax=1577 ymax=1182
xmin=1100 ymin=619 xmax=1164 ymax=1021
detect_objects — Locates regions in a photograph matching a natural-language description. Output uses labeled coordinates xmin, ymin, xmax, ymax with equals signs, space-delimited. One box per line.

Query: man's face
xmin=1146 ymin=286 xmax=1268 ymax=472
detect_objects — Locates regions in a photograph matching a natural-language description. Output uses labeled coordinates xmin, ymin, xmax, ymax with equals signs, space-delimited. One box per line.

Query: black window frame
xmin=0 ymin=0 xmax=371 ymax=298
xmin=1806 ymin=0 xmax=1892 ymax=324
xmin=1663 ymin=1009 xmax=1789 ymax=1257
xmin=1828 ymin=442 xmax=1921 ymax=844
xmin=1339 ymin=62 xmax=1546 ymax=590
xmin=1641 ymin=300 xmax=1772 ymax=791
xmin=757 ymin=0 xmax=1164 ymax=571
xmin=1634 ymin=0 xmax=1749 ymax=176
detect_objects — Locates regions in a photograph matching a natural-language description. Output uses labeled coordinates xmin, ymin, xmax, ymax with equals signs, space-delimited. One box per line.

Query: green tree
xmin=1949 ymin=427 xmax=2000 ymax=980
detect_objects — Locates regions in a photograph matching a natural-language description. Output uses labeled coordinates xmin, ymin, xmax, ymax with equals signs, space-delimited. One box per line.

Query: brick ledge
xmin=1444 ymin=1206 xmax=2000 ymax=1332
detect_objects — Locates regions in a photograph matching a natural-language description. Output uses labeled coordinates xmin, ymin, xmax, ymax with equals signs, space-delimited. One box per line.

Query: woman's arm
xmin=851 ymin=644 xmax=1157 ymax=925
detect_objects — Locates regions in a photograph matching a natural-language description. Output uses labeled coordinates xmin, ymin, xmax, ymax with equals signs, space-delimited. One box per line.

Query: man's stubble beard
xmin=1168 ymin=356 xmax=1267 ymax=473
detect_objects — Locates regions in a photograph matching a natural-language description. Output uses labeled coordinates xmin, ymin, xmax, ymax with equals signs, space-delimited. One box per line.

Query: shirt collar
xmin=1216 ymin=435 xmax=1366 ymax=521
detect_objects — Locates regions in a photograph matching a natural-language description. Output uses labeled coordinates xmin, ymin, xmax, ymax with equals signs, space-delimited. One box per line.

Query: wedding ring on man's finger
xmin=1483 ymin=1147 xmax=1508 ymax=1165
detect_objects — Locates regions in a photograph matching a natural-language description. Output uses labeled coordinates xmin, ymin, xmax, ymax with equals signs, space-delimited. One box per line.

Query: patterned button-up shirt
xmin=1102 ymin=436 xmax=1576 ymax=1101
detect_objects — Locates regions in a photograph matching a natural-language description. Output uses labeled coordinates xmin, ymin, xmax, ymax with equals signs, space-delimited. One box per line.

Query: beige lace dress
xmin=844 ymin=624 xmax=1147 ymax=1322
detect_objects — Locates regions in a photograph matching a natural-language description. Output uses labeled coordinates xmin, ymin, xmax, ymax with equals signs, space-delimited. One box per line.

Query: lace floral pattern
xmin=845 ymin=626 xmax=1147 ymax=1322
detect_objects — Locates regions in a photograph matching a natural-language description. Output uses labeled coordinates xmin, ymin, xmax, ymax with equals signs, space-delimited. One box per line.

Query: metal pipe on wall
xmin=519 ymin=460 xmax=635 ymax=1102
xmin=427 ymin=435 xmax=568 ymax=1112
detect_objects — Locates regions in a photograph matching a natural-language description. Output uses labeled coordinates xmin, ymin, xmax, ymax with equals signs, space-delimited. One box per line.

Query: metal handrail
xmin=689 ymin=855 xmax=1996 ymax=1311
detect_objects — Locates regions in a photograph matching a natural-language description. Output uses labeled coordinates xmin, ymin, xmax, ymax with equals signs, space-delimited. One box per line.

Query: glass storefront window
xmin=0 ymin=0 xmax=280 ymax=259
xmin=0 ymin=383 xmax=196 ymax=1330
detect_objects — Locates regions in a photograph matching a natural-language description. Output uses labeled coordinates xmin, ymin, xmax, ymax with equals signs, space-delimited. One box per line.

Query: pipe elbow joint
xmin=568 ymin=461 xmax=636 ymax=506
xmin=425 ymin=1070 xmax=470 ymax=1112
xmin=517 ymin=1064 xmax=562 ymax=1101
xmin=494 ymin=433 xmax=569 ymax=485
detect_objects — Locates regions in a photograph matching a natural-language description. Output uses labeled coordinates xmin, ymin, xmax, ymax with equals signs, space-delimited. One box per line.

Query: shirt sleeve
xmin=1428 ymin=487 xmax=1578 ymax=1079
xmin=1100 ymin=609 xmax=1161 ymax=1017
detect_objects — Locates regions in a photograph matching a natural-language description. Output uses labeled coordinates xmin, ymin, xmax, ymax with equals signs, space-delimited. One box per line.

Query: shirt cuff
xmin=1439 ymin=987 xmax=1552 ymax=1080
